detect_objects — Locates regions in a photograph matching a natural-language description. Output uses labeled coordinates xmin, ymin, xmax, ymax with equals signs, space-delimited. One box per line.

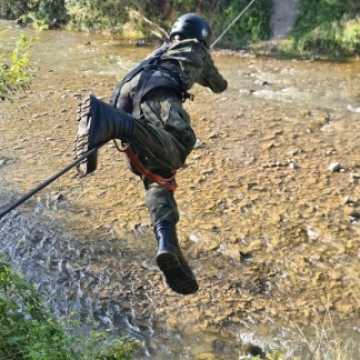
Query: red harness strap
xmin=124 ymin=146 xmax=177 ymax=192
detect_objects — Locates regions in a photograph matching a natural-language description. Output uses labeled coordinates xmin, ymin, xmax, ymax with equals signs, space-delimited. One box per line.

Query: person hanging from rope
xmin=74 ymin=13 xmax=227 ymax=295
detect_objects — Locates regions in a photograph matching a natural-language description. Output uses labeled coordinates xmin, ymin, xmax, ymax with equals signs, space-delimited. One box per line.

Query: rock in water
xmin=328 ymin=162 xmax=344 ymax=173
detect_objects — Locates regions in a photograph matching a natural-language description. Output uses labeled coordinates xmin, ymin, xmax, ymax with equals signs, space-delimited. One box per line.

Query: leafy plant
xmin=0 ymin=34 xmax=32 ymax=101
xmin=0 ymin=259 xmax=76 ymax=360
xmin=0 ymin=258 xmax=138 ymax=360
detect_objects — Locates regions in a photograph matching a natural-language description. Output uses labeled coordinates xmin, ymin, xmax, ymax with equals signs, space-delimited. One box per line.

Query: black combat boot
xmin=154 ymin=221 xmax=198 ymax=295
xmin=74 ymin=94 xmax=135 ymax=176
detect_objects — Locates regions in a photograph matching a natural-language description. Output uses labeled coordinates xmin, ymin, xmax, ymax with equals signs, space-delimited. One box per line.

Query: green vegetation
xmin=0 ymin=34 xmax=31 ymax=101
xmin=65 ymin=0 xmax=129 ymax=33
xmin=209 ymin=0 xmax=272 ymax=49
xmin=0 ymin=0 xmax=30 ymax=20
xmin=137 ymin=0 xmax=273 ymax=49
xmin=65 ymin=0 xmax=272 ymax=47
xmin=0 ymin=259 xmax=138 ymax=360
xmin=290 ymin=0 xmax=360 ymax=56
xmin=0 ymin=0 xmax=67 ymax=29
xmin=0 ymin=0 xmax=272 ymax=48
xmin=2 ymin=0 xmax=360 ymax=57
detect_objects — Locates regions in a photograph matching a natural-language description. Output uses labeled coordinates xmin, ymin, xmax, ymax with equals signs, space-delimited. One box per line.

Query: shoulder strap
xmin=110 ymin=43 xmax=170 ymax=108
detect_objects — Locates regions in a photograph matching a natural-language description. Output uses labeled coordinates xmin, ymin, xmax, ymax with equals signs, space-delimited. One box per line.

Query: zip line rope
xmin=0 ymin=1 xmax=257 ymax=220
xmin=0 ymin=143 xmax=106 ymax=221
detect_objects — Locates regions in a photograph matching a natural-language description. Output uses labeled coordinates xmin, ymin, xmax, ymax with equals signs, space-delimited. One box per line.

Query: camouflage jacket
xmin=110 ymin=38 xmax=227 ymax=115
xmin=110 ymin=39 xmax=227 ymax=158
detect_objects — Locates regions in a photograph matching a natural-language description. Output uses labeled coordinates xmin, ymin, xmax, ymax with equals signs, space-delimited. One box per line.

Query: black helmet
xmin=170 ymin=13 xmax=212 ymax=48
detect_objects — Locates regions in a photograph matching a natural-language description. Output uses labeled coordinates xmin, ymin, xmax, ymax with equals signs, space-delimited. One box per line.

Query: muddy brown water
xmin=1 ymin=20 xmax=360 ymax=359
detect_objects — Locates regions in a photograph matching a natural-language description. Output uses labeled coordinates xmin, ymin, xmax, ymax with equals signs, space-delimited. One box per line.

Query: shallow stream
xmin=1 ymin=20 xmax=360 ymax=359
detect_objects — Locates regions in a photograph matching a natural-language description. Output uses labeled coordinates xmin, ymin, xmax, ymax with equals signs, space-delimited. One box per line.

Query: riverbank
xmin=0 ymin=0 xmax=271 ymax=49
xmin=1 ymin=0 xmax=360 ymax=57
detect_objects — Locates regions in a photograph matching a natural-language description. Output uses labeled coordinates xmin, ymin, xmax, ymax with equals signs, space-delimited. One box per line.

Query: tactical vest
xmin=110 ymin=43 xmax=188 ymax=118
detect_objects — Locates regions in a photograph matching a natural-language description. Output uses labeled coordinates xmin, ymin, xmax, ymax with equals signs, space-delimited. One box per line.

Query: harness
xmin=113 ymin=140 xmax=177 ymax=192
xmin=110 ymin=43 xmax=190 ymax=117
xmin=111 ymin=43 xmax=187 ymax=192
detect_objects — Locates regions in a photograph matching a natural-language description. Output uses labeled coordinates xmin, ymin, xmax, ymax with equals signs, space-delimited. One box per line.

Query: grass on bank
xmin=0 ymin=259 xmax=138 ymax=360
xmin=288 ymin=0 xmax=360 ymax=57
xmin=247 ymin=0 xmax=360 ymax=58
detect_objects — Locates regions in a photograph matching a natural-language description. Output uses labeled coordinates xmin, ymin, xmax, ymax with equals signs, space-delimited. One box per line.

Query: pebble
xmin=343 ymin=196 xmax=354 ymax=205
xmin=347 ymin=104 xmax=360 ymax=113
xmin=193 ymin=138 xmax=205 ymax=149
xmin=288 ymin=160 xmax=299 ymax=170
xmin=239 ymin=89 xmax=253 ymax=95
xmin=208 ymin=131 xmax=219 ymax=140
xmin=328 ymin=162 xmax=344 ymax=173
xmin=325 ymin=149 xmax=336 ymax=156
xmin=242 ymin=343 xmax=265 ymax=358
xmin=349 ymin=211 xmax=360 ymax=221
xmin=350 ymin=173 xmax=360 ymax=183
xmin=240 ymin=251 xmax=253 ymax=263
xmin=201 ymin=168 xmax=214 ymax=176
xmin=254 ymin=79 xmax=271 ymax=86
xmin=192 ymin=154 xmax=202 ymax=160
xmin=52 ymin=192 xmax=65 ymax=202
xmin=288 ymin=148 xmax=301 ymax=156
xmin=306 ymin=227 xmax=319 ymax=241
xmin=189 ymin=230 xmax=219 ymax=252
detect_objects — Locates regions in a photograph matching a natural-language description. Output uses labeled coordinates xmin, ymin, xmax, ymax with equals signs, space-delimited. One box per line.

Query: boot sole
xmin=156 ymin=252 xmax=198 ymax=295
xmin=74 ymin=95 xmax=98 ymax=176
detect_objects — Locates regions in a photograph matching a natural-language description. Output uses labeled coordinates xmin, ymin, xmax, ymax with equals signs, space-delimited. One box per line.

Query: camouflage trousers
xmin=129 ymin=91 xmax=196 ymax=226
